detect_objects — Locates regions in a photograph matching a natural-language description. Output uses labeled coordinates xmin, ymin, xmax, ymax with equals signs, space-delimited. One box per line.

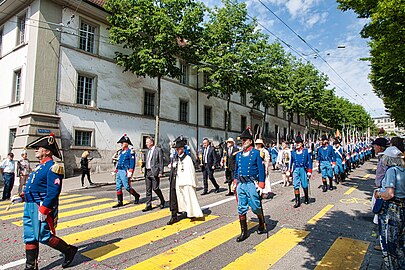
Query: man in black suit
xmin=200 ymin=138 xmax=220 ymax=195
xmin=142 ymin=136 xmax=165 ymax=212
xmin=221 ymin=137 xmax=240 ymax=196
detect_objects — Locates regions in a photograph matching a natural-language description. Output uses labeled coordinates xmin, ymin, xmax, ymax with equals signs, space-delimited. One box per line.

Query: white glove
xmin=38 ymin=211 xmax=47 ymax=222
xmin=11 ymin=195 xmax=23 ymax=204
xmin=307 ymin=172 xmax=312 ymax=179
xmin=255 ymin=182 xmax=264 ymax=196
xmin=126 ymin=170 xmax=133 ymax=178
xmin=231 ymin=181 xmax=237 ymax=193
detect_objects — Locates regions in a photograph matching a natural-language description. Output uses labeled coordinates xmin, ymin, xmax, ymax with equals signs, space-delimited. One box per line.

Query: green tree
xmin=336 ymin=0 xmax=405 ymax=125
xmin=104 ymin=0 xmax=206 ymax=143
xmin=198 ymin=0 xmax=263 ymax=138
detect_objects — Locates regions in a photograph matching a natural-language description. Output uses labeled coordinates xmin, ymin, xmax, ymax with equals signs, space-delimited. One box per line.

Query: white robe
xmin=176 ymin=155 xmax=203 ymax=218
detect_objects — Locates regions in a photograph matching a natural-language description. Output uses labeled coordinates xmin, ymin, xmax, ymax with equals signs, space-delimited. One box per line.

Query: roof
xmin=86 ymin=0 xmax=106 ymax=8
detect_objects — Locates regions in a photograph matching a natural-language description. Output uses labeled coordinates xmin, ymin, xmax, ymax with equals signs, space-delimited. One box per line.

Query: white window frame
xmin=12 ymin=68 xmax=22 ymax=103
xmin=79 ymin=19 xmax=98 ymax=54
xmin=73 ymin=128 xmax=95 ymax=148
xmin=76 ymin=74 xmax=96 ymax=106
xmin=179 ymin=62 xmax=189 ymax=85
xmin=17 ymin=13 xmax=26 ymax=45
xmin=179 ymin=99 xmax=189 ymax=123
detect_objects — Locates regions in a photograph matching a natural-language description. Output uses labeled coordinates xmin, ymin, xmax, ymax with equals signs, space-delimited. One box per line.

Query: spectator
xmin=0 ymin=153 xmax=16 ymax=201
xmin=18 ymin=150 xmax=31 ymax=194
xmin=80 ymin=151 xmax=95 ymax=188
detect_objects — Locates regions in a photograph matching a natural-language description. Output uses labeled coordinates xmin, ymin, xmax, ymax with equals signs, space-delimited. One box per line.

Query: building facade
xmin=373 ymin=115 xmax=405 ymax=137
xmin=0 ymin=0 xmax=329 ymax=176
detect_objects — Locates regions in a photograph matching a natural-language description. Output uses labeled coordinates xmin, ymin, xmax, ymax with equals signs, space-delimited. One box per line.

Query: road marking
xmin=223 ymin=228 xmax=309 ymax=269
xmin=20 ymin=202 xmax=146 ymax=230
xmin=315 ymin=237 xmax=369 ymax=269
xmin=362 ymin=174 xmax=370 ymax=180
xmin=308 ymin=204 xmax=334 ymax=225
xmin=7 ymin=198 xmax=113 ymax=222
xmin=61 ymin=209 xmax=172 ymax=244
xmin=0 ymin=258 xmax=26 ymax=270
xmin=83 ymin=215 xmax=218 ymax=261
xmin=0 ymin=196 xmax=96 ymax=215
xmin=344 ymin=186 xmax=358 ymax=195
xmin=126 ymin=220 xmax=258 ymax=270
xmin=339 ymin=197 xmax=369 ymax=206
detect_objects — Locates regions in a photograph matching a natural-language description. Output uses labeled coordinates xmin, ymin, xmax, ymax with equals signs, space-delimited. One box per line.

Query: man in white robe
xmin=167 ymin=136 xmax=203 ymax=225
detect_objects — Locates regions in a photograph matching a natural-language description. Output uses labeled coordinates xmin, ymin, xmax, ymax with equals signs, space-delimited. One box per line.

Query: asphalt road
xmin=0 ymin=160 xmax=383 ymax=270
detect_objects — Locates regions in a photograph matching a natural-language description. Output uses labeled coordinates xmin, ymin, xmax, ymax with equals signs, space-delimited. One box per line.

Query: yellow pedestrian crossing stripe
xmin=3 ymin=198 xmax=112 ymax=221
xmin=223 ymin=228 xmax=309 ymax=269
xmin=0 ymin=194 xmax=82 ymax=210
xmin=315 ymin=237 xmax=369 ymax=269
xmin=0 ymin=196 xmax=96 ymax=215
xmin=344 ymin=186 xmax=358 ymax=195
xmin=362 ymin=174 xmax=370 ymax=180
xmin=126 ymin=220 xmax=258 ymax=270
xmin=308 ymin=204 xmax=334 ymax=225
xmin=83 ymin=215 xmax=218 ymax=261
xmin=62 ymin=209 xmax=172 ymax=245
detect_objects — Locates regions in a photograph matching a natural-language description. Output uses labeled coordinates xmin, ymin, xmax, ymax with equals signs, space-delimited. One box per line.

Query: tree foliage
xmin=337 ymin=0 xmax=405 ymax=125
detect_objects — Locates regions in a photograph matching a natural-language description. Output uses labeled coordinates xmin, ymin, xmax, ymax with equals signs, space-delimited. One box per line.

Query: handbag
xmin=372 ymin=198 xmax=384 ymax=214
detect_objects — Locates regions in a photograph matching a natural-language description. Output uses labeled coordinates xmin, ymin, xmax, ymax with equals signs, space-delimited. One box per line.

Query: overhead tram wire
xmin=253 ymin=0 xmax=375 ymax=112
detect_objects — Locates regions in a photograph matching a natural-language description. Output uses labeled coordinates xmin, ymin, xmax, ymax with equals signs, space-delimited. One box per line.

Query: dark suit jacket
xmin=225 ymin=146 xmax=239 ymax=171
xmin=202 ymin=146 xmax=219 ymax=169
xmin=144 ymin=146 xmax=164 ymax=177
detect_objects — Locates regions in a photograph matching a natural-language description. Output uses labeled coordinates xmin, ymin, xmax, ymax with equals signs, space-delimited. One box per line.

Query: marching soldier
xmin=112 ymin=134 xmax=140 ymax=208
xmin=333 ymin=138 xmax=345 ymax=183
xmin=12 ymin=133 xmax=78 ymax=269
xmin=232 ymin=127 xmax=266 ymax=242
xmin=221 ymin=138 xmax=239 ymax=196
xmin=288 ymin=135 xmax=312 ymax=208
xmin=317 ymin=135 xmax=336 ymax=192
xmin=270 ymin=142 xmax=279 ymax=170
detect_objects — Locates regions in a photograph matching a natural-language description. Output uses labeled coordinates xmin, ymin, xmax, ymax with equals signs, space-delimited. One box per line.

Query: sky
xmin=205 ymin=0 xmax=386 ymax=118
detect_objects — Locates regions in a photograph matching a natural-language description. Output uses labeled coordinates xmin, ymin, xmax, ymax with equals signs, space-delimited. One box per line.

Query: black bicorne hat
xmin=172 ymin=135 xmax=187 ymax=148
xmin=295 ymin=135 xmax=303 ymax=143
xmin=239 ymin=127 xmax=254 ymax=140
xmin=321 ymin=134 xmax=328 ymax=141
xmin=333 ymin=137 xmax=341 ymax=145
xmin=117 ymin=134 xmax=132 ymax=145
xmin=26 ymin=133 xmax=62 ymax=159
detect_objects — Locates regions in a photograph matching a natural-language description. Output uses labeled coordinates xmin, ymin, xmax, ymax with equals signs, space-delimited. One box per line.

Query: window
xmin=283 ymin=127 xmax=287 ymax=140
xmin=0 ymin=28 xmax=3 ymax=56
xmin=241 ymin=116 xmax=247 ymax=132
xmin=17 ymin=14 xmax=26 ymax=45
xmin=179 ymin=63 xmax=188 ymax=85
xmin=74 ymin=130 xmax=92 ymax=146
xmin=179 ymin=100 xmax=188 ymax=122
xmin=274 ymin=104 xmax=278 ymax=117
xmin=76 ymin=75 xmax=94 ymax=105
xmin=144 ymin=91 xmax=155 ymax=116
xmin=9 ymin=128 xmax=16 ymax=152
xmin=297 ymin=114 xmax=300 ymax=125
xmin=204 ymin=106 xmax=212 ymax=127
xmin=224 ymin=111 xmax=231 ymax=130
xmin=79 ymin=21 xmax=96 ymax=53
xmin=12 ymin=69 xmax=22 ymax=102
xmin=240 ymin=91 xmax=246 ymax=105
xmin=203 ymin=73 xmax=210 ymax=86
xmin=275 ymin=124 xmax=279 ymax=137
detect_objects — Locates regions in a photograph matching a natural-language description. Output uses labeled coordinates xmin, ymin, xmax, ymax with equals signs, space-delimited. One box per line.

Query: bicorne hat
xmin=321 ymin=134 xmax=328 ymax=141
xmin=239 ymin=127 xmax=254 ymax=140
xmin=172 ymin=135 xmax=187 ymax=148
xmin=295 ymin=135 xmax=303 ymax=143
xmin=117 ymin=134 xmax=132 ymax=145
xmin=26 ymin=133 xmax=62 ymax=159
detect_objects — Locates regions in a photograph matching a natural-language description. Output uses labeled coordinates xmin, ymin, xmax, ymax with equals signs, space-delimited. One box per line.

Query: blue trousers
xmin=23 ymin=203 xmax=52 ymax=244
xmin=237 ymin=181 xmax=261 ymax=215
xmin=115 ymin=169 xmax=131 ymax=191
xmin=2 ymin=172 xmax=15 ymax=200
xmin=320 ymin=161 xmax=333 ymax=179
xmin=334 ymin=159 xmax=344 ymax=175
xmin=293 ymin=167 xmax=308 ymax=189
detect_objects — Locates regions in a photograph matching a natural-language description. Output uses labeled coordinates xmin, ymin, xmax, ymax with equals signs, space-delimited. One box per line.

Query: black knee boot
xmin=236 ymin=215 xmax=248 ymax=242
xmin=329 ymin=177 xmax=334 ymax=190
xmin=25 ymin=243 xmax=39 ymax=270
xmin=294 ymin=189 xmax=301 ymax=208
xmin=303 ymin=188 xmax=309 ymax=204
xmin=48 ymin=236 xmax=78 ymax=268
xmin=129 ymin=188 xmax=140 ymax=204
xmin=256 ymin=213 xmax=266 ymax=234
xmin=322 ymin=179 xmax=328 ymax=192
xmin=112 ymin=193 xmax=123 ymax=208
xmin=334 ymin=173 xmax=340 ymax=184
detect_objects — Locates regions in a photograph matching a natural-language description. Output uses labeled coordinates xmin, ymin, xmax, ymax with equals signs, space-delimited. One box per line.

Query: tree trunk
xmin=155 ymin=76 xmax=161 ymax=145
xmin=262 ymin=107 xmax=267 ymax=140
xmin=225 ymin=95 xmax=230 ymax=139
